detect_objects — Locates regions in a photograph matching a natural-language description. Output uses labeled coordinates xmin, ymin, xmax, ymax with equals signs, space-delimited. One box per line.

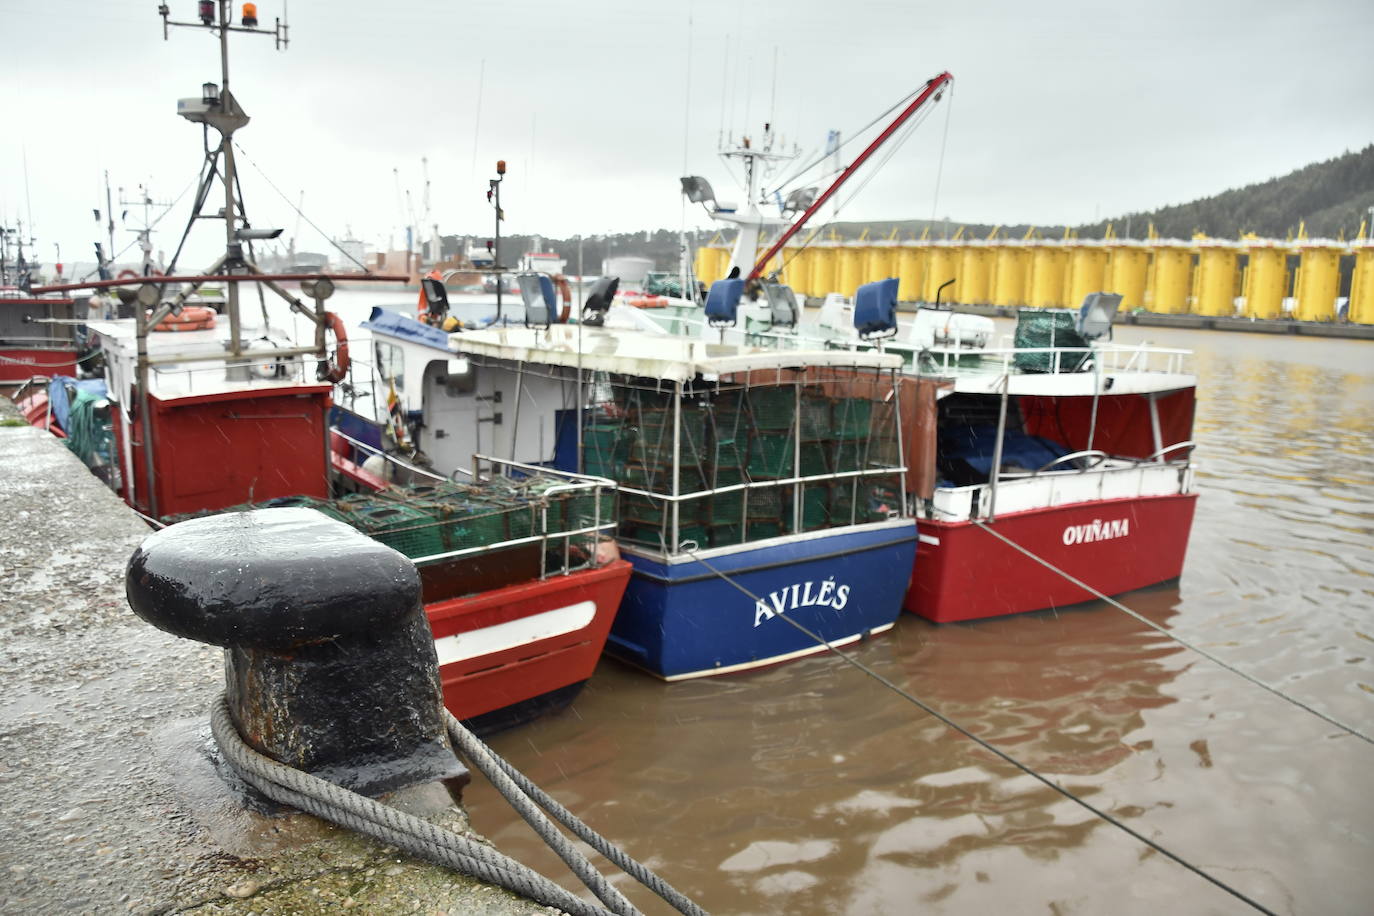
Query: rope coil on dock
xmin=210 ymin=696 xmax=707 ymax=916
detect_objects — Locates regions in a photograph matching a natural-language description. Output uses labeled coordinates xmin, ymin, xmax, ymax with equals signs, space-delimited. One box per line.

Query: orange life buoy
xmin=552 ymin=274 xmax=573 ymax=322
xmin=318 ymin=311 xmax=350 ymax=383
xmin=151 ymin=305 xmax=217 ymax=332
xmin=117 ymin=269 xmax=140 ymax=281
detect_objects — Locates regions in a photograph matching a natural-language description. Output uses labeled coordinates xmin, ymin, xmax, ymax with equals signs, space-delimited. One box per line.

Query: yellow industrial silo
xmin=1292 ymin=240 xmax=1343 ymax=322
xmin=784 ymin=245 xmax=813 ymax=296
xmin=1104 ymin=241 xmax=1149 ymax=310
xmin=924 ymin=241 xmax=961 ymax=303
xmin=897 ymin=242 xmax=928 ymax=302
xmin=1145 ymin=241 xmax=1192 ymax=314
xmin=832 ymin=243 xmax=862 ymax=299
xmin=1192 ymin=238 xmax=1241 ymax=317
xmin=1065 ymin=241 xmax=1109 ymax=310
xmin=772 ymin=245 xmax=800 ymax=291
xmin=1027 ymin=241 xmax=1069 ymax=308
xmin=809 ymin=242 xmax=839 ymax=297
xmin=1240 ymin=239 xmax=1289 ymax=319
xmin=865 ymin=241 xmax=898 ymax=288
xmin=958 ymin=241 xmax=994 ymax=305
xmin=990 ymin=241 xmax=1030 ymax=307
xmin=1349 ymin=239 xmax=1374 ymax=325
xmin=695 ymin=245 xmax=725 ymax=285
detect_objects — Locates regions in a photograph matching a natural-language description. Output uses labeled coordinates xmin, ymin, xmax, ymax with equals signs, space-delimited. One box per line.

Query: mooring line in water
xmin=680 ymin=545 xmax=1280 ymax=915
xmin=211 ymin=696 xmax=708 ymax=916
xmin=967 ymin=518 xmax=1374 ymax=747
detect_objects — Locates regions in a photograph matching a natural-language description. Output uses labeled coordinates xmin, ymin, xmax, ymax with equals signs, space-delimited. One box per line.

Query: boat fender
xmin=151 ymin=305 xmax=217 ymax=332
xmin=318 ymin=311 xmax=350 ymax=383
xmin=552 ymin=274 xmax=573 ymax=322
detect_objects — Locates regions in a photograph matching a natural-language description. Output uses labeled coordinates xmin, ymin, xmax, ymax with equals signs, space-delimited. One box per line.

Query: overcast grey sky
xmin=3 ymin=0 xmax=1373 ymax=268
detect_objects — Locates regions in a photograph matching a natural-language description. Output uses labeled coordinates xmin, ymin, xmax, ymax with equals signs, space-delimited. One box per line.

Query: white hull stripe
xmin=433 ymin=600 xmax=597 ymax=666
xmin=659 ymin=622 xmax=897 ymax=682
xmin=918 ymin=533 xmax=940 ymax=546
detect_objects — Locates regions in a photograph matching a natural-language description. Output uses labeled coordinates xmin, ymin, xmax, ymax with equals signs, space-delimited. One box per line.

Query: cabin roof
xmin=448 ymin=324 xmax=904 ymax=382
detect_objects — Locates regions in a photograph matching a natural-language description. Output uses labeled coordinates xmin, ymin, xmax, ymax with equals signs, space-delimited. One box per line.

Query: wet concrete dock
xmin=0 ymin=397 xmax=555 ymax=915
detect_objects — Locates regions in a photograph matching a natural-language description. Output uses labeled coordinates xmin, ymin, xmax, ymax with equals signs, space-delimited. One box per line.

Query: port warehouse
xmin=694 ymin=235 xmax=1374 ymax=324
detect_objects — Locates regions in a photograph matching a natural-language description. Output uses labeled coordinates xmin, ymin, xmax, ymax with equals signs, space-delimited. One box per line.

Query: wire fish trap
xmin=343 ymin=502 xmax=446 ymax=559
xmin=831 ymin=477 xmax=903 ymax=525
xmin=431 ymin=500 xmax=521 ymax=551
xmin=800 ymin=393 xmax=833 ymax=440
xmin=745 ymin=386 xmax=797 ymax=431
xmin=749 ymin=435 xmax=830 ymax=479
xmin=525 ymin=480 xmax=613 ymax=533
xmin=833 ymin=398 xmax=874 ymax=440
xmin=793 ymin=485 xmax=832 ymax=531
xmin=831 ymin=439 xmax=869 ymax=473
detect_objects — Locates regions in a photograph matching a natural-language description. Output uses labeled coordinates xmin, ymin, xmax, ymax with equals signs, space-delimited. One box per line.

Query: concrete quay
xmin=0 ymin=397 xmax=557 ymax=916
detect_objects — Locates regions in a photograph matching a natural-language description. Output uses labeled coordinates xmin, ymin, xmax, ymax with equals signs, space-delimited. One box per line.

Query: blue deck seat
xmin=854 ymin=277 xmax=899 ymax=339
xmin=706 ymin=278 xmax=744 ymax=328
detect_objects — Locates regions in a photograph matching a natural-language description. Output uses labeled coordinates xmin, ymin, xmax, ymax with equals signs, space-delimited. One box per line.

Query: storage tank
xmin=924 ymin=241 xmax=961 ymax=303
xmin=604 ymin=255 xmax=655 ymax=289
xmin=958 ymin=241 xmax=993 ymax=305
xmin=897 ymin=242 xmax=928 ymax=302
xmin=835 ymin=243 xmax=865 ymax=299
xmin=1349 ymin=239 xmax=1374 ymax=325
xmin=1292 ymin=240 xmax=1343 ymax=322
xmin=1145 ymin=241 xmax=1192 ymax=314
xmin=779 ymin=245 xmax=808 ymax=295
xmin=1240 ymin=239 xmax=1289 ymax=319
xmin=990 ymin=241 xmax=1030 ymax=307
xmin=1064 ymin=241 xmax=1109 ymax=310
xmin=865 ymin=242 xmax=898 ymax=290
xmin=695 ymin=245 xmax=727 ymax=285
xmin=1027 ymin=241 xmax=1068 ymax=309
xmin=809 ymin=242 xmax=839 ymax=297
xmin=1192 ymin=239 xmax=1241 ymax=317
xmin=1104 ymin=241 xmax=1149 ymax=311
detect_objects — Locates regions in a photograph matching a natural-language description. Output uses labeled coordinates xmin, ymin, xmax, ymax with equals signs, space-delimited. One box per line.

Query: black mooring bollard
xmin=126 ymin=507 xmax=467 ymax=797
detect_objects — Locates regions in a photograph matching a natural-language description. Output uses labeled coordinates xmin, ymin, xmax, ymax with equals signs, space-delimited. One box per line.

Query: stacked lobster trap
xmin=581 ymin=367 xmax=906 ymax=553
xmin=168 ymin=465 xmax=616 ymax=579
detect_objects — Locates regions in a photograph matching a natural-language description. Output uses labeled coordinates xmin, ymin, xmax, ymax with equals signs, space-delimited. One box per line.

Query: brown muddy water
xmin=455 ymin=321 xmax=1373 ymax=916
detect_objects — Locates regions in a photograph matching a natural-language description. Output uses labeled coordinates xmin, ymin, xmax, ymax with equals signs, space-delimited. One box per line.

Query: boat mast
xmin=748 ymin=71 xmax=952 ymax=281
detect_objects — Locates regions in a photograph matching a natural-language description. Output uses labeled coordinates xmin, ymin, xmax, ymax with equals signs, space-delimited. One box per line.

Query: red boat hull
xmin=907 ymin=493 xmax=1198 ymax=623
xmin=426 ymin=559 xmax=633 ymax=734
xmin=0 ymin=348 xmax=77 ymax=383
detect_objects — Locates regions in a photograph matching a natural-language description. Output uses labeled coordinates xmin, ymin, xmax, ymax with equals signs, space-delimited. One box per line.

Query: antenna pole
xmin=219 ymin=0 xmax=244 ymax=355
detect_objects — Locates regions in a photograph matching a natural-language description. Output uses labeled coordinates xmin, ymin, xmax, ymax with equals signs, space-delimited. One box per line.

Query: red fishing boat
xmin=14 ymin=6 xmax=630 ymax=735
xmin=898 ymin=309 xmax=1197 ymax=622
xmin=0 ymin=291 xmax=81 ymax=386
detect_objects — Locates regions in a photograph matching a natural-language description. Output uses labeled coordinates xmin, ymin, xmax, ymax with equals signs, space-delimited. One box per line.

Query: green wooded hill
xmin=1079 ymin=144 xmax=1374 ymax=240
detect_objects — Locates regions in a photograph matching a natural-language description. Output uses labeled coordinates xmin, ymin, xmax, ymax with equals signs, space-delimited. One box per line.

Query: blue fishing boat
xmin=343 ymin=277 xmax=917 ymax=680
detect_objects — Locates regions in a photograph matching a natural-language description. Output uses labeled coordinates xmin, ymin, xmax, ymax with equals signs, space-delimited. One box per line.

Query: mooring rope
xmin=444 ymin=713 xmax=708 ymax=916
xmin=210 ymin=696 xmax=706 ymax=916
xmin=962 ymin=516 xmax=1374 ymax=746
xmin=679 ymin=544 xmax=1279 ymax=915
